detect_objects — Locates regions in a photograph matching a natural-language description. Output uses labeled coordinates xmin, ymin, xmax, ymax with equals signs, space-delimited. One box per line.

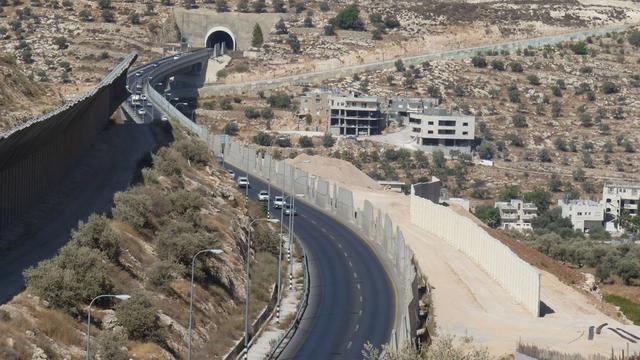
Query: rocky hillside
xmin=0 ymin=53 xmax=62 ymax=133
xmin=0 ymin=125 xmax=280 ymax=359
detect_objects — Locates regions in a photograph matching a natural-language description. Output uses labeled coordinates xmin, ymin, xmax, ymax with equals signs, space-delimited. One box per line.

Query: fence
xmin=0 ymin=53 xmax=137 ymax=230
xmin=410 ymin=193 xmax=540 ymax=316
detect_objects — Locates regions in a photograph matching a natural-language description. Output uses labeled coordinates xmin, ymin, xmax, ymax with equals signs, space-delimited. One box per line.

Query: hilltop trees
xmin=331 ymin=4 xmax=364 ymax=30
xmin=251 ymin=23 xmax=264 ymax=47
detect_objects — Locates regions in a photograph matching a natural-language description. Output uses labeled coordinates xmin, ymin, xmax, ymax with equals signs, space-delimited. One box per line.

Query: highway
xmin=226 ymin=164 xmax=395 ymax=359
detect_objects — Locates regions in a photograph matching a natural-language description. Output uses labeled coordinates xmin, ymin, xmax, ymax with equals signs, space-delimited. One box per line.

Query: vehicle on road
xmin=153 ymin=63 xmax=159 ymax=68
xmin=140 ymin=94 xmax=147 ymax=101
xmin=258 ymin=190 xmax=269 ymax=201
xmin=273 ymin=196 xmax=285 ymax=209
xmin=136 ymin=83 xmax=142 ymax=90
xmin=237 ymin=176 xmax=249 ymax=188
xmin=284 ymin=203 xmax=297 ymax=216
xmin=173 ymin=54 xmax=181 ymax=60
xmin=161 ymin=115 xmax=169 ymax=121
xmin=226 ymin=169 xmax=235 ymax=178
xmin=137 ymin=108 xmax=145 ymax=115
xmin=135 ymin=71 xmax=142 ymax=77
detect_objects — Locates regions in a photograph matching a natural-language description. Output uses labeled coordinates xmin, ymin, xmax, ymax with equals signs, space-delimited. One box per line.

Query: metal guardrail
xmin=266 ymin=238 xmax=311 ymax=359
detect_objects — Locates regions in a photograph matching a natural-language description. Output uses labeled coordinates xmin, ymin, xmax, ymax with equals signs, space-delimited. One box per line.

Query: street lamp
xmin=188 ymin=249 xmax=224 ymax=360
xmin=86 ymin=294 xmax=131 ymax=360
xmin=244 ymin=218 xmax=279 ymax=358
xmin=276 ymin=194 xmax=291 ymax=323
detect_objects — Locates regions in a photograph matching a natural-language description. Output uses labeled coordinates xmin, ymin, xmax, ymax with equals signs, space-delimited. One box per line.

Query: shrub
xmin=215 ymin=0 xmax=229 ymax=12
xmin=319 ymin=1 xmax=329 ymax=11
xmin=287 ymin=34 xmax=301 ymax=53
xmin=53 ymin=36 xmax=69 ymax=49
xmin=471 ymin=55 xmax=487 ymax=68
xmin=526 ymin=74 xmax=540 ymax=85
xmin=490 ymin=59 xmax=505 ymax=71
xmin=477 ymin=141 xmax=495 ymax=160
xmin=580 ymin=113 xmax=593 ymax=127
xmin=298 ymin=135 xmax=313 ymax=148
xmin=174 ymin=138 xmax=210 ymax=166
xmin=551 ymin=100 xmax=562 ymax=118
xmin=601 ymin=81 xmax=620 ymax=94
xmin=275 ymin=136 xmax=292 ymax=148
xmin=253 ymin=132 xmax=273 ymax=146
xmin=156 ymin=221 xmax=216 ymax=267
xmin=97 ymin=332 xmax=128 ymax=360
xmin=275 ymin=18 xmax=288 ymax=34
xmin=322 ymin=133 xmax=335 ymax=147
xmin=509 ymin=61 xmax=523 ymax=72
xmin=260 ymin=108 xmax=274 ymax=120
xmin=267 ymin=92 xmax=292 ymax=109
xmin=152 ymin=147 xmax=184 ymax=177
xmin=147 ymin=261 xmax=176 ymax=291
xmin=101 ymin=9 xmax=114 ymax=22
xmin=251 ymin=23 xmax=263 ymax=47
xmin=474 ymin=204 xmax=501 ymax=228
xmin=244 ymin=107 xmax=261 ymax=119
xmin=24 ymin=245 xmax=113 ymax=313
xmin=507 ymin=84 xmax=520 ymax=103
xmin=512 ymin=114 xmax=527 ymax=128
xmin=127 ymin=12 xmax=140 ymax=24
xmin=537 ymin=148 xmax=552 ymax=162
xmin=323 ymin=24 xmax=336 ymax=36
xmin=116 ymin=296 xmax=165 ymax=342
xmin=628 ymin=30 xmax=640 ymax=47
xmin=112 ymin=191 xmax=152 ymax=231
xmin=506 ymin=132 xmax=524 ymax=147
xmin=332 ymin=4 xmax=364 ymax=30
xmin=569 ymin=41 xmax=588 ymax=55
xmin=223 ymin=121 xmax=239 ymax=136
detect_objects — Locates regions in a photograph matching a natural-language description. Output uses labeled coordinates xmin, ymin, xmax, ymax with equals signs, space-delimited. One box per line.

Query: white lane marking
xmin=330 ymin=235 xmax=336 ymax=240
xmin=310 ymin=219 xmax=317 ymax=225
xmin=357 ymin=283 xmax=360 ymax=290
xmin=337 ymin=242 xmax=341 ymax=248
xmin=360 ymin=296 xmax=363 ymax=303
xmin=321 ymin=227 xmax=328 ymax=233
xmin=348 ymin=260 xmax=352 ymax=267
xmin=359 ymin=310 xmax=363 ymax=315
xmin=353 ymin=272 xmax=357 ymax=279
xmin=346 ymin=341 xmax=352 ymax=349
xmin=344 ymin=251 xmax=348 ymax=257
xmin=355 ymin=324 xmax=360 ymax=332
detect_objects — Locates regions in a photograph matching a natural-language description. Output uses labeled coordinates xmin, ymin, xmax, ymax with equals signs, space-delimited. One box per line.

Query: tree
xmin=523 ymin=187 xmax=552 ymax=212
xmin=477 ymin=141 xmax=495 ymax=160
xmin=580 ymin=113 xmax=593 ymax=127
xmin=322 ymin=133 xmax=335 ymax=147
xmin=275 ymin=18 xmax=288 ymax=34
xmin=267 ymin=92 xmax=292 ymax=108
xmin=128 ymin=12 xmax=140 ymax=25
xmin=510 ymin=61 xmax=523 ymax=72
xmin=298 ymin=135 xmax=313 ymax=148
xmin=215 ymin=0 xmax=229 ymax=12
xmin=432 ymin=150 xmax=446 ymax=169
xmin=371 ymin=28 xmax=382 ymax=40
xmin=474 ymin=205 xmax=501 ymax=228
xmin=572 ymin=167 xmax=586 ymax=182
xmin=548 ymin=174 xmax=563 ymax=192
xmin=237 ymin=0 xmax=249 ymax=12
xmin=253 ymin=0 xmax=266 ymax=12
xmin=491 ymin=59 xmax=505 ymax=71
xmin=323 ymin=24 xmax=336 ymax=36
xmin=527 ymin=74 xmax=540 ymax=85
xmin=617 ymin=259 xmax=640 ymax=285
xmin=507 ymin=84 xmax=520 ymax=103
xmin=275 ymin=136 xmax=292 ymax=147
xmin=97 ymin=0 xmax=111 ymax=9
xmin=101 ymin=9 xmax=114 ymax=22
xmin=471 ymin=55 xmax=487 ymax=68
xmin=303 ymin=13 xmax=313 ymax=27
xmin=538 ymin=148 xmax=552 ymax=162
xmin=287 ymin=34 xmax=300 ymax=53
xmin=394 ymin=59 xmax=405 ymax=72
xmin=332 ymin=4 xmax=363 ymax=30
xmin=319 ymin=1 xmax=329 ymax=11
xmin=116 ymin=296 xmax=164 ymax=342
xmin=251 ymin=23 xmax=264 ymax=47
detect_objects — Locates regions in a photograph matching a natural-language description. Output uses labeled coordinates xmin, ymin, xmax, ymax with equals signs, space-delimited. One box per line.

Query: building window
xmin=427 ymin=130 xmax=433 ymax=134
xmin=463 ymin=122 xmax=468 ymax=126
xmin=438 ymin=129 xmax=455 ymax=135
xmin=462 ymin=131 xmax=468 ymax=135
xmin=606 ymin=198 xmax=611 ymax=203
xmin=428 ymin=121 xmax=434 ymax=125
xmin=438 ymin=120 xmax=456 ymax=127
xmin=412 ymin=127 xmax=421 ymax=133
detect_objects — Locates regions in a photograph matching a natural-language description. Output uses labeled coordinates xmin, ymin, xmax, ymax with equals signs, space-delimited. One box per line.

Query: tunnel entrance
xmin=206 ymin=29 xmax=235 ymax=51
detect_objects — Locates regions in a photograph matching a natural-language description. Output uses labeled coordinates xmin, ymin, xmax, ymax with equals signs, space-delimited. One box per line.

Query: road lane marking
xmin=353 ymin=272 xmax=357 ymax=279
xmin=360 ymin=296 xmax=363 ymax=303
xmin=346 ymin=341 xmax=352 ymax=349
xmin=357 ymin=283 xmax=360 ymax=290
xmin=348 ymin=260 xmax=352 ymax=267
xmin=355 ymin=324 xmax=359 ymax=332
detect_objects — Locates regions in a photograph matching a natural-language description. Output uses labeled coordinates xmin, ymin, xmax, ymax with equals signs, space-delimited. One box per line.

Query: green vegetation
xmin=331 ymin=4 xmax=364 ymax=30
xmin=267 ymin=92 xmax=292 ymax=109
xmin=604 ymin=294 xmax=640 ymax=325
xmin=251 ymin=23 xmax=264 ymax=47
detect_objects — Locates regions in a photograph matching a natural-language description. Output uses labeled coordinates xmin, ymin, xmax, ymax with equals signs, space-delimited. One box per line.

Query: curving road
xmin=226 ymin=164 xmax=395 ymax=359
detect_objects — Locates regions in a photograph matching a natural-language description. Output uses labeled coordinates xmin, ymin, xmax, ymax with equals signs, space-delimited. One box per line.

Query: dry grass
xmin=37 ymin=310 xmax=81 ymax=346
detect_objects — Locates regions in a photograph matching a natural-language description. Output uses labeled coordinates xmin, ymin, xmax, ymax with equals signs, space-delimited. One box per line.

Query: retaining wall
xmin=410 ymin=194 xmax=540 ymax=316
xmin=0 ymin=53 xmax=137 ymax=229
xmin=199 ymin=24 xmax=631 ymax=95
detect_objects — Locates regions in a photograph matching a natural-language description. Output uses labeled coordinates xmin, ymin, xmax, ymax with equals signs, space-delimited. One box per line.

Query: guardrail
xmin=266 ymin=239 xmax=311 ymax=359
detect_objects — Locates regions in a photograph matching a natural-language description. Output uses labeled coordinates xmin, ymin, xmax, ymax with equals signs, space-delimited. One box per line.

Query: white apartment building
xmin=328 ymin=95 xmax=384 ymax=136
xmin=603 ymin=181 xmax=640 ymax=231
xmin=408 ymin=109 xmax=475 ymax=153
xmin=388 ymin=97 xmax=439 ymax=122
xmin=495 ymin=199 xmax=538 ymax=231
xmin=558 ymin=199 xmax=604 ymax=233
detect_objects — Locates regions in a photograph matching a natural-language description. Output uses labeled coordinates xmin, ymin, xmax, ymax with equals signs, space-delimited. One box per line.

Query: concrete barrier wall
xmin=410 ymin=194 xmax=540 ymax=316
xmin=0 ymin=53 xmax=137 ymax=228
xmin=210 ymin=139 xmax=423 ymax=349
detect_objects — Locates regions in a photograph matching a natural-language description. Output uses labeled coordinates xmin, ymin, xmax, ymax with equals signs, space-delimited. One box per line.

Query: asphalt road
xmin=226 ymin=164 xmax=395 ymax=359
xmin=0 ymin=122 xmax=168 ymax=304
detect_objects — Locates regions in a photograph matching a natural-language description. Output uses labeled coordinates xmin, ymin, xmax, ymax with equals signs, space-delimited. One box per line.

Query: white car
xmin=226 ymin=169 xmax=235 ymax=177
xmin=137 ymin=108 xmax=146 ymax=115
xmin=283 ymin=203 xmax=297 ymax=216
xmin=258 ymin=190 xmax=269 ymax=201
xmin=237 ymin=176 xmax=249 ymax=188
xmin=273 ymin=196 xmax=285 ymax=209
xmin=161 ymin=115 xmax=169 ymax=121
xmin=173 ymin=54 xmax=181 ymax=60
xmin=140 ymin=94 xmax=147 ymax=101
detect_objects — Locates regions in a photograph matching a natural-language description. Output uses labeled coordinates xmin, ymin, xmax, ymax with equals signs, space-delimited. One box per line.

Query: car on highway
xmin=273 ymin=196 xmax=285 ymax=209
xmin=258 ymin=190 xmax=269 ymax=201
xmin=135 ymin=71 xmax=142 ymax=77
xmin=137 ymin=108 xmax=145 ymax=115
xmin=161 ymin=115 xmax=169 ymax=121
xmin=136 ymin=83 xmax=142 ymax=90
xmin=283 ymin=203 xmax=297 ymax=216
xmin=237 ymin=176 xmax=249 ymax=188
xmin=173 ymin=54 xmax=181 ymax=60
xmin=153 ymin=63 xmax=159 ymax=68
xmin=140 ymin=94 xmax=147 ymax=101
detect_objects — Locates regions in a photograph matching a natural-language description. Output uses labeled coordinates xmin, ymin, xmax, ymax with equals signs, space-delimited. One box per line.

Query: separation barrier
xmin=0 ymin=53 xmax=137 ymax=229
xmin=410 ymin=193 xmax=540 ymax=316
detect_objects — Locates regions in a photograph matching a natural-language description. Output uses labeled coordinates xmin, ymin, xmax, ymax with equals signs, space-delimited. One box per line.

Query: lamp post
xmin=276 ymin=194 xmax=290 ymax=324
xmin=188 ymin=249 xmax=224 ymax=360
xmin=86 ymin=294 xmax=131 ymax=360
xmin=244 ymin=218 xmax=279 ymax=358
